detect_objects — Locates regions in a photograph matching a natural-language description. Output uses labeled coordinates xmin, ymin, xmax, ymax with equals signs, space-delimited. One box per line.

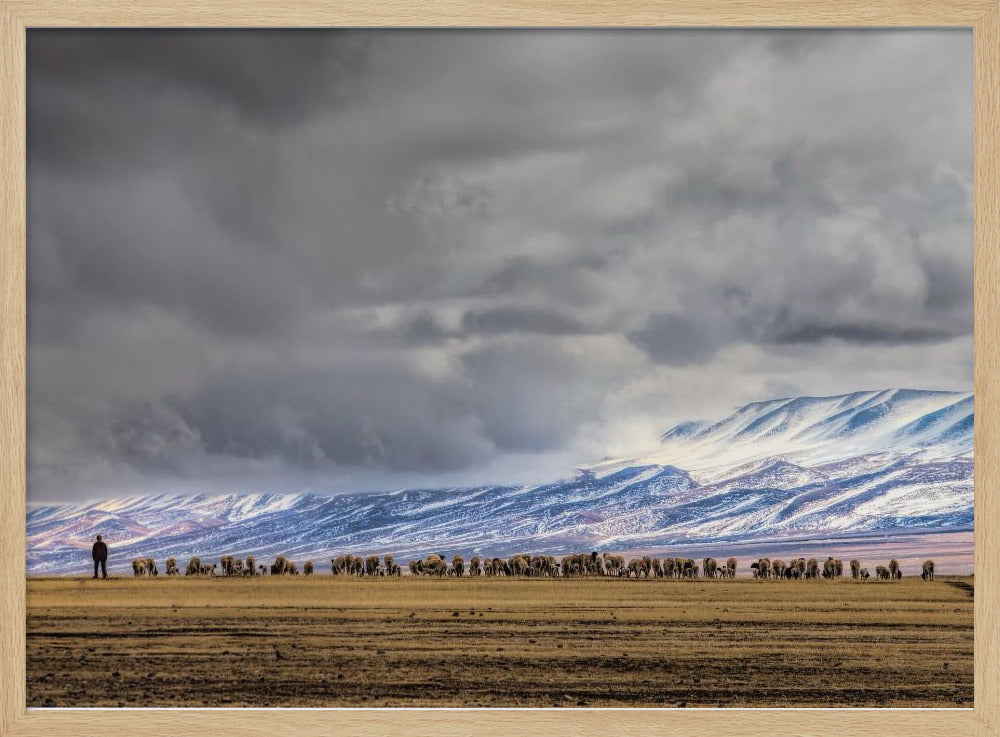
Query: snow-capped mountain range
xmin=26 ymin=389 xmax=973 ymax=574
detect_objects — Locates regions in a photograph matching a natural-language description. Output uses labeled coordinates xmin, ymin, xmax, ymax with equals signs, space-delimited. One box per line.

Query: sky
xmin=26 ymin=30 xmax=973 ymax=504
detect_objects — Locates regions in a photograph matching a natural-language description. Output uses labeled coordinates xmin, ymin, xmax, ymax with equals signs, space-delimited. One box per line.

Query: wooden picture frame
xmin=1 ymin=2 xmax=997 ymax=735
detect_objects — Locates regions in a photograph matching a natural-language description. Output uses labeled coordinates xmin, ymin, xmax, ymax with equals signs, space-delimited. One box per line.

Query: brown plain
xmin=26 ymin=575 xmax=972 ymax=708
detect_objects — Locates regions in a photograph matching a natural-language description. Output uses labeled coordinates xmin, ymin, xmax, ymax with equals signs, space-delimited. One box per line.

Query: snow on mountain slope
xmin=26 ymin=389 xmax=973 ymax=574
xmin=652 ymin=389 xmax=973 ymax=481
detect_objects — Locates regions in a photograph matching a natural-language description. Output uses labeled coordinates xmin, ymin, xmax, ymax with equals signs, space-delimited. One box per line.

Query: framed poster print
xmin=1 ymin=1 xmax=998 ymax=736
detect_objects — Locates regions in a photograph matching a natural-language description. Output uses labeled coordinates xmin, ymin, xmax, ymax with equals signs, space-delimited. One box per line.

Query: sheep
xmin=672 ymin=557 xmax=687 ymax=578
xmin=271 ymin=555 xmax=297 ymax=575
xmin=185 ymin=556 xmax=202 ymax=576
xmin=164 ymin=556 xmax=179 ymax=576
xmin=348 ymin=555 xmax=364 ymax=576
xmin=850 ymin=559 xmax=861 ymax=580
xmin=683 ymin=559 xmax=698 ymax=579
xmin=702 ymin=558 xmax=718 ymax=579
xmin=509 ymin=554 xmax=530 ymax=577
xmin=660 ymin=557 xmax=675 ymax=579
xmin=753 ymin=558 xmax=771 ymax=579
xmin=595 ymin=553 xmax=608 ymax=577
xmin=806 ymin=558 xmax=820 ymax=579
xmin=889 ymin=559 xmax=902 ymax=580
xmin=132 ymin=558 xmax=147 ymax=577
xmin=384 ymin=555 xmax=400 ymax=577
xmin=418 ymin=554 xmax=447 ymax=577
xmin=922 ymin=560 xmax=935 ymax=581
xmin=303 ymin=560 xmax=314 ymax=575
xmin=822 ymin=557 xmax=838 ymax=579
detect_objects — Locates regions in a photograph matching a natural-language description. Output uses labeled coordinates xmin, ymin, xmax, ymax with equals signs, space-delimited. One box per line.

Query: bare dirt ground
xmin=26 ymin=576 xmax=973 ymax=708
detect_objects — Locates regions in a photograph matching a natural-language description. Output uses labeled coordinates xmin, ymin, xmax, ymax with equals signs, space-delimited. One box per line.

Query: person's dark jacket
xmin=92 ymin=540 xmax=108 ymax=562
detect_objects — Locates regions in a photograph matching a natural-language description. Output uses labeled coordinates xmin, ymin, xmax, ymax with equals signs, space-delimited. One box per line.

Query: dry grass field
xmin=26 ymin=576 xmax=973 ymax=708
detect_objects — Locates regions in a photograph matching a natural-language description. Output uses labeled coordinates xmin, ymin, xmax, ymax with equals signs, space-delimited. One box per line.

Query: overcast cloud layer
xmin=27 ymin=30 xmax=973 ymax=503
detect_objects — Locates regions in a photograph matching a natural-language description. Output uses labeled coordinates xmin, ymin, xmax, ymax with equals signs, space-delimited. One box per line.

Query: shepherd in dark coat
xmin=92 ymin=535 xmax=108 ymax=579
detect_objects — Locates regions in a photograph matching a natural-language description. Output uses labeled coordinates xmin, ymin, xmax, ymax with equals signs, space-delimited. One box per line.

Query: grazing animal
xmin=244 ymin=556 xmax=256 ymax=576
xmin=603 ymin=553 xmax=625 ymax=577
xmin=303 ymin=560 xmax=314 ymax=575
xmin=145 ymin=557 xmax=158 ymax=576
xmin=771 ymin=559 xmax=786 ymax=579
xmin=271 ymin=555 xmax=298 ymax=575
xmin=232 ymin=558 xmax=243 ymax=576
xmin=452 ymin=555 xmax=465 ymax=577
xmin=185 ymin=556 xmax=202 ymax=576
xmin=860 ymin=568 xmax=871 ymax=581
xmin=416 ymin=554 xmax=447 ymax=577
xmin=922 ymin=560 xmax=935 ymax=581
xmin=850 ymin=559 xmax=861 ymax=580
xmin=822 ymin=557 xmax=838 ymax=579
xmin=132 ymin=558 xmax=147 ymax=577
xmin=661 ymin=557 xmax=675 ymax=579
xmin=725 ymin=558 xmax=737 ymax=579
xmin=384 ymin=555 xmax=400 ymax=577
xmin=875 ymin=565 xmax=891 ymax=580
xmin=794 ymin=558 xmax=806 ymax=579
xmin=219 ymin=555 xmax=235 ymax=576
xmin=889 ymin=559 xmax=902 ymax=580
xmin=164 ymin=556 xmax=179 ymax=576
xmin=805 ymin=558 xmax=819 ymax=579
xmin=702 ymin=558 xmax=718 ymax=579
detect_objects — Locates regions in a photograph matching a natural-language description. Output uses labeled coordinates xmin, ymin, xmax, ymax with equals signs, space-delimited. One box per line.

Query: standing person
xmin=91 ymin=535 xmax=108 ymax=579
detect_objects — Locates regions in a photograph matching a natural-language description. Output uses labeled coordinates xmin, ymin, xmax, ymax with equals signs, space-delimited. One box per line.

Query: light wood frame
xmin=1 ymin=2 xmax=997 ymax=735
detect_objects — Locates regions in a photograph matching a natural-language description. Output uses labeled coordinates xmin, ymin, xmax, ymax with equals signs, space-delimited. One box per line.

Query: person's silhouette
xmin=91 ymin=535 xmax=108 ymax=579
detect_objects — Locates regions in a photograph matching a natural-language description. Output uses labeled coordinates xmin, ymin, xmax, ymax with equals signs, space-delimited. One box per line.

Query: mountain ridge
xmin=26 ymin=388 xmax=973 ymax=573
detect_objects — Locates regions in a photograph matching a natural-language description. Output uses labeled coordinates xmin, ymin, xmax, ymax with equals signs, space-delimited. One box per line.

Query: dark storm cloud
xmin=770 ymin=322 xmax=955 ymax=345
xmin=28 ymin=30 xmax=372 ymax=159
xmin=629 ymin=314 xmax=724 ymax=365
xmin=26 ymin=30 xmax=973 ymax=502
xmin=461 ymin=306 xmax=591 ymax=336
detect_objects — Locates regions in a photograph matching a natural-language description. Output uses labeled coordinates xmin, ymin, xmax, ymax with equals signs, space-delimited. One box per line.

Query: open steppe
xmin=26 ymin=576 xmax=972 ymax=708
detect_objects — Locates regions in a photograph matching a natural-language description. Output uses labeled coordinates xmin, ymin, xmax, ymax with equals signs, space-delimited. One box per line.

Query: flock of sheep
xmin=129 ymin=551 xmax=937 ymax=582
